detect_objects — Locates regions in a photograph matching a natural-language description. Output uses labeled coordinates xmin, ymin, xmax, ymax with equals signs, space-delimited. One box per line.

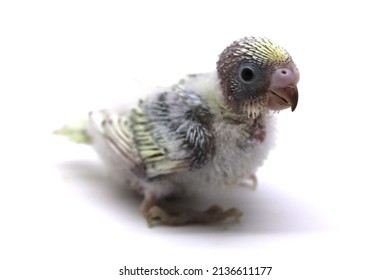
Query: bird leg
xmin=141 ymin=196 xmax=242 ymax=226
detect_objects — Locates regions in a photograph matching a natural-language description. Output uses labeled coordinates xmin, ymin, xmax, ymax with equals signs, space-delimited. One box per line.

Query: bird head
xmin=217 ymin=37 xmax=299 ymax=118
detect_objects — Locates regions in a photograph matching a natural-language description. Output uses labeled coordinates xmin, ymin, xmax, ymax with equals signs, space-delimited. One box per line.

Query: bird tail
xmin=53 ymin=119 xmax=91 ymax=144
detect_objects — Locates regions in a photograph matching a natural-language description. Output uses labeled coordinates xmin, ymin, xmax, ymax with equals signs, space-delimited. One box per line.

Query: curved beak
xmin=268 ymin=66 xmax=300 ymax=112
xmin=269 ymin=86 xmax=299 ymax=112
xmin=278 ymin=86 xmax=298 ymax=112
xmin=289 ymin=86 xmax=299 ymax=111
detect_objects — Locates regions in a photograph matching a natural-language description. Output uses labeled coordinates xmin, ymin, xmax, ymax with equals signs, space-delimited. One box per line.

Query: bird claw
xmin=146 ymin=204 xmax=242 ymax=226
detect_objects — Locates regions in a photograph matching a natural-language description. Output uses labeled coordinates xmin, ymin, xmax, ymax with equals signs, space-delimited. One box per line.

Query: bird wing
xmin=89 ymin=85 xmax=215 ymax=180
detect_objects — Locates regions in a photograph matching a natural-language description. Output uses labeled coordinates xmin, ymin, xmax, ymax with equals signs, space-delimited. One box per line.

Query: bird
xmin=55 ymin=37 xmax=299 ymax=226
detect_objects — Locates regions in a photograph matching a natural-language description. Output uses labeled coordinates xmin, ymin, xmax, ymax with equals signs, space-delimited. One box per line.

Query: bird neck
xmin=217 ymin=102 xmax=266 ymax=125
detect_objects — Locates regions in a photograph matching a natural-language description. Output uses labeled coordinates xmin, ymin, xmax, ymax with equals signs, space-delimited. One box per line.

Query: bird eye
xmin=240 ymin=67 xmax=255 ymax=82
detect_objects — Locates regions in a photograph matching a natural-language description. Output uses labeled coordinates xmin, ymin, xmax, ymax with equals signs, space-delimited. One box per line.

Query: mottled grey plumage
xmin=57 ymin=37 xmax=300 ymax=226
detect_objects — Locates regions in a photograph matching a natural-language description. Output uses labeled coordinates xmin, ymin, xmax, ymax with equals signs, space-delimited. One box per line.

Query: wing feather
xmin=89 ymin=86 xmax=214 ymax=180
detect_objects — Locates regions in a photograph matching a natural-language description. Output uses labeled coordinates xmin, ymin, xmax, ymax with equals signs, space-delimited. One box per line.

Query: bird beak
xmin=268 ymin=66 xmax=299 ymax=112
xmin=280 ymin=86 xmax=299 ymax=112
xmin=268 ymin=86 xmax=299 ymax=112
xmin=289 ymin=86 xmax=299 ymax=111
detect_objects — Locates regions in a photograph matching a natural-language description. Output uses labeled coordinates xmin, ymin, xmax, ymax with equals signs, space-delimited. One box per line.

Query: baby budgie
xmin=56 ymin=37 xmax=299 ymax=226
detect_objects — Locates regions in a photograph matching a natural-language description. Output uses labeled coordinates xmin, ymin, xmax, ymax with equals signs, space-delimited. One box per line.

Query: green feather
xmin=53 ymin=120 xmax=91 ymax=143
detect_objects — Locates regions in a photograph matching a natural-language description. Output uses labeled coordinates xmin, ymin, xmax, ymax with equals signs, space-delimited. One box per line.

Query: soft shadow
xmin=56 ymin=160 xmax=142 ymax=220
xmin=56 ymin=160 xmax=326 ymax=234
xmin=159 ymin=186 xmax=327 ymax=235
xmin=230 ymin=186 xmax=327 ymax=234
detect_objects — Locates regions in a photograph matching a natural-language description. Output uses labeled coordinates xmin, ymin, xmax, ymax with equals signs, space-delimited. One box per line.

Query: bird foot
xmin=146 ymin=204 xmax=242 ymax=226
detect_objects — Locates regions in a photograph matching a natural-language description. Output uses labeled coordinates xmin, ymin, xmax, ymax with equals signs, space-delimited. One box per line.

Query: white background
xmin=1 ymin=0 xmax=390 ymax=279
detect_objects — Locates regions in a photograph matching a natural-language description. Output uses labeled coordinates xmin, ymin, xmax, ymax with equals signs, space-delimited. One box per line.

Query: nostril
xmin=271 ymin=67 xmax=299 ymax=88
